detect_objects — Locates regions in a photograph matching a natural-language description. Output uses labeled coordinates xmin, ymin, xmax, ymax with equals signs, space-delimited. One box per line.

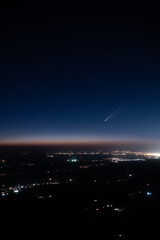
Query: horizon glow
xmin=0 ymin=135 xmax=160 ymax=151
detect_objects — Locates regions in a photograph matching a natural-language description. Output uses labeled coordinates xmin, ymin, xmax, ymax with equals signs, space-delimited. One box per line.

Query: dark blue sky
xmin=1 ymin=1 xmax=160 ymax=149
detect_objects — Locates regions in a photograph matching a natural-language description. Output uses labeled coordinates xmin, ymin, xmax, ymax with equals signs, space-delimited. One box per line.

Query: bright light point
xmin=71 ymin=159 xmax=77 ymax=162
xmin=14 ymin=189 xmax=19 ymax=193
xmin=114 ymin=208 xmax=120 ymax=212
xmin=114 ymin=208 xmax=125 ymax=212
xmin=67 ymin=159 xmax=77 ymax=162
xmin=129 ymin=174 xmax=132 ymax=177
xmin=146 ymin=192 xmax=152 ymax=196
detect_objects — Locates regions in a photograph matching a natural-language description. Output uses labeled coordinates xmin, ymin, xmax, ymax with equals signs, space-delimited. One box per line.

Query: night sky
xmin=1 ymin=1 xmax=160 ymax=150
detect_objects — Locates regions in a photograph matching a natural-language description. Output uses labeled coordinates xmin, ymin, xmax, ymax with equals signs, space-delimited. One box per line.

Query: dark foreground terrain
xmin=0 ymin=147 xmax=160 ymax=238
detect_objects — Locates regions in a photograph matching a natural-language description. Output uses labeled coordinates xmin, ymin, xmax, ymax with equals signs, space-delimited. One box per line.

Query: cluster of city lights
xmin=0 ymin=150 xmax=155 ymax=200
xmin=146 ymin=152 xmax=160 ymax=157
xmin=1 ymin=181 xmax=60 ymax=197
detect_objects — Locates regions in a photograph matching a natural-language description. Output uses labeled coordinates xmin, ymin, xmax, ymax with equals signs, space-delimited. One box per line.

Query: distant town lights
xmin=146 ymin=153 xmax=160 ymax=157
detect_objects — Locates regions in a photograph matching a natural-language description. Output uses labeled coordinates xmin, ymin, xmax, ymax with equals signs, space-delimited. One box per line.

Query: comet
xmin=104 ymin=109 xmax=119 ymax=123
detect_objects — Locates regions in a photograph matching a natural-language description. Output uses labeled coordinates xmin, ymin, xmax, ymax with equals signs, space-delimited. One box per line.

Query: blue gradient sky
xmin=1 ymin=1 xmax=160 ymax=150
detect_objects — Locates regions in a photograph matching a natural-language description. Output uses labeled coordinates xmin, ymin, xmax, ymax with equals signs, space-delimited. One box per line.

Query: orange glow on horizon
xmin=0 ymin=137 xmax=158 ymax=146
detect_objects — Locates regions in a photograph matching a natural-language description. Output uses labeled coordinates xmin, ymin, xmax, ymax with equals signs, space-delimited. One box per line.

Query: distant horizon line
xmin=0 ymin=137 xmax=159 ymax=146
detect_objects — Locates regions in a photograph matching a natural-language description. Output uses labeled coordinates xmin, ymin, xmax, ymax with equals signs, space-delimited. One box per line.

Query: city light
xmin=0 ymin=149 xmax=157 ymax=229
xmin=114 ymin=208 xmax=125 ymax=212
xmin=67 ymin=159 xmax=77 ymax=162
xmin=146 ymin=153 xmax=160 ymax=157
xmin=14 ymin=189 xmax=19 ymax=193
xmin=146 ymin=192 xmax=152 ymax=196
